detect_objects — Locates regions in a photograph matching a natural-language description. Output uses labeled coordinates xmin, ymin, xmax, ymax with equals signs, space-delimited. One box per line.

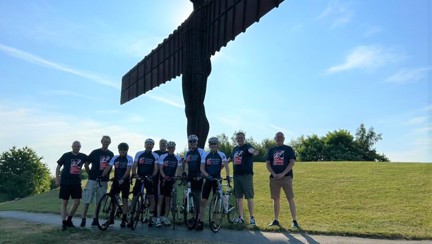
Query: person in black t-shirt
xmin=266 ymin=132 xmax=299 ymax=228
xmin=80 ymin=136 xmax=114 ymax=227
xmin=55 ymin=141 xmax=87 ymax=230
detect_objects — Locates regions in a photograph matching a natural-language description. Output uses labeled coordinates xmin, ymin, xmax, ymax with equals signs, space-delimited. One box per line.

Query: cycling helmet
xmin=188 ymin=134 xmax=198 ymax=141
xmin=145 ymin=138 xmax=154 ymax=145
xmin=166 ymin=141 xmax=176 ymax=148
xmin=118 ymin=142 xmax=129 ymax=150
xmin=208 ymin=137 xmax=219 ymax=144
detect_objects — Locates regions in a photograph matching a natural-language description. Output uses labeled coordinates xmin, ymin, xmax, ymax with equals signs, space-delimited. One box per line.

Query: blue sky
xmin=0 ymin=0 xmax=430 ymax=174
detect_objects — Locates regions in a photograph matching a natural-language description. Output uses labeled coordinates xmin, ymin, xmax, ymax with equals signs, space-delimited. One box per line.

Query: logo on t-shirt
xmin=99 ymin=156 xmax=110 ymax=170
xmin=233 ymin=151 xmax=243 ymax=165
xmin=206 ymin=159 xmax=212 ymax=165
xmin=273 ymin=150 xmax=284 ymax=166
xmin=70 ymin=159 xmax=81 ymax=174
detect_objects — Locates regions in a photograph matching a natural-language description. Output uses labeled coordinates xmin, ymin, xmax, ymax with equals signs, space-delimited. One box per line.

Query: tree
xmin=323 ymin=129 xmax=359 ymax=161
xmin=355 ymin=123 xmax=389 ymax=162
xmin=295 ymin=134 xmax=325 ymax=161
xmin=216 ymin=133 xmax=233 ymax=159
xmin=0 ymin=147 xmax=51 ymax=199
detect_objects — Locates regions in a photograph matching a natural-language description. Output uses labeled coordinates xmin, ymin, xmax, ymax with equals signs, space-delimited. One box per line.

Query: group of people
xmin=55 ymin=131 xmax=300 ymax=231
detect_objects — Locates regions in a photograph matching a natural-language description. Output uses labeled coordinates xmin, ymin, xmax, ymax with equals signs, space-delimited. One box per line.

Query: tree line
xmin=0 ymin=124 xmax=388 ymax=201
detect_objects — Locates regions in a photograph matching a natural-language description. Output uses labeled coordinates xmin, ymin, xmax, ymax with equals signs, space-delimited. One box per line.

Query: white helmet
xmin=208 ymin=137 xmax=219 ymax=144
xmin=166 ymin=141 xmax=176 ymax=147
xmin=188 ymin=134 xmax=198 ymax=141
xmin=145 ymin=138 xmax=154 ymax=145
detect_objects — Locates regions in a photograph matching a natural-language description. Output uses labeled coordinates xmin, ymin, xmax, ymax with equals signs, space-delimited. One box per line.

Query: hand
xmin=164 ymin=175 xmax=171 ymax=181
xmin=206 ymin=175 xmax=214 ymax=181
xmin=55 ymin=177 xmax=60 ymax=186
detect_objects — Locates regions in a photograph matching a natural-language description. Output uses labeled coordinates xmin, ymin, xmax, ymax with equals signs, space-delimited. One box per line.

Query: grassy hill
xmin=1 ymin=162 xmax=431 ymax=239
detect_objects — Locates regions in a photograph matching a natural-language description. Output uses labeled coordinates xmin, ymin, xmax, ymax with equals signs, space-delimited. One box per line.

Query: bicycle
xmin=183 ymin=176 xmax=200 ymax=230
xmin=169 ymin=176 xmax=184 ymax=230
xmin=208 ymin=177 xmax=236 ymax=232
xmin=129 ymin=176 xmax=152 ymax=230
xmin=95 ymin=178 xmax=129 ymax=231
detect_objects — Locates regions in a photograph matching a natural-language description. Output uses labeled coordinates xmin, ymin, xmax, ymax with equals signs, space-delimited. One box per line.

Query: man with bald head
xmin=266 ymin=132 xmax=299 ymax=228
xmin=56 ymin=141 xmax=88 ymax=230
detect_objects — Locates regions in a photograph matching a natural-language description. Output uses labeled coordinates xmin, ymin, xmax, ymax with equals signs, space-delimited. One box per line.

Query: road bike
xmin=95 ymin=178 xmax=130 ymax=230
xmin=208 ymin=177 xmax=236 ymax=232
xmin=183 ymin=176 xmax=200 ymax=230
xmin=169 ymin=177 xmax=184 ymax=230
xmin=129 ymin=176 xmax=152 ymax=230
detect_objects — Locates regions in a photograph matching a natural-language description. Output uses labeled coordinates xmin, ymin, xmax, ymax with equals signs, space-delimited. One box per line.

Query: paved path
xmin=0 ymin=211 xmax=430 ymax=244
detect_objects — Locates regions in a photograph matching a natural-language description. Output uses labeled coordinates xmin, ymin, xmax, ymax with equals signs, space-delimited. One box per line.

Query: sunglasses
xmin=188 ymin=140 xmax=197 ymax=143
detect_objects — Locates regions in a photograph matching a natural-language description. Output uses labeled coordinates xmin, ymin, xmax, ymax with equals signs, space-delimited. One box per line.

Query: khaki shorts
xmin=233 ymin=174 xmax=254 ymax=199
xmin=270 ymin=176 xmax=294 ymax=200
xmin=82 ymin=179 xmax=108 ymax=204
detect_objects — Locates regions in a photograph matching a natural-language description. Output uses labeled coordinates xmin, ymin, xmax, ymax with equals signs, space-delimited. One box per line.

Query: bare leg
xmin=288 ymin=197 xmax=297 ymax=221
xmin=69 ymin=199 xmax=80 ymax=217
xmin=247 ymin=198 xmax=254 ymax=218
xmin=61 ymin=200 xmax=69 ymax=220
xmin=273 ymin=198 xmax=280 ymax=221
xmin=81 ymin=203 xmax=89 ymax=219
xmin=237 ymin=198 xmax=243 ymax=219
xmin=157 ymin=195 xmax=164 ymax=217
xmin=164 ymin=197 xmax=171 ymax=218
xmin=199 ymin=198 xmax=207 ymax=221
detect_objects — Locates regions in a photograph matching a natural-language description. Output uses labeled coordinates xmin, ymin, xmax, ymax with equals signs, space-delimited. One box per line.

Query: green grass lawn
xmin=0 ymin=162 xmax=431 ymax=240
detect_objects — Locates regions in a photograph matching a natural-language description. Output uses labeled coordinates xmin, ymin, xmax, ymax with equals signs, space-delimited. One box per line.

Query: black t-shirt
xmin=57 ymin=152 xmax=88 ymax=185
xmin=230 ymin=144 xmax=254 ymax=175
xmin=87 ymin=148 xmax=114 ymax=181
xmin=266 ymin=145 xmax=296 ymax=178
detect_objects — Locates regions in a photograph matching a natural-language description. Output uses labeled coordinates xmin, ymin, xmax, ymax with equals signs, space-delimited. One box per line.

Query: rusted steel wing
xmin=121 ymin=0 xmax=284 ymax=104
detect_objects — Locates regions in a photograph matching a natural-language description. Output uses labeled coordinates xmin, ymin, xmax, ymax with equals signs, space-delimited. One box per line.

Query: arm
xmin=131 ymin=161 xmax=138 ymax=178
xmin=101 ymin=165 xmax=112 ymax=178
xmin=277 ymin=159 xmax=295 ymax=178
xmin=84 ymin=161 xmax=91 ymax=174
xmin=55 ymin=164 xmax=61 ymax=186
xmin=266 ymin=160 xmax=276 ymax=178
xmin=248 ymin=147 xmax=259 ymax=156
xmin=200 ymin=163 xmax=208 ymax=178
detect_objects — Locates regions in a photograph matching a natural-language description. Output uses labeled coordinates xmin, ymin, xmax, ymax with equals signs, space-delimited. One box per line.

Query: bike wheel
xmin=183 ymin=193 xmax=197 ymax=230
xmin=226 ymin=193 xmax=237 ymax=224
xmin=142 ymin=195 xmax=151 ymax=224
xmin=130 ymin=194 xmax=143 ymax=230
xmin=95 ymin=194 xmax=114 ymax=231
xmin=209 ymin=195 xmax=224 ymax=233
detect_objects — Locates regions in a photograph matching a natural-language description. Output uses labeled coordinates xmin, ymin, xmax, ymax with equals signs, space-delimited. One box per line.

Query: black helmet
xmin=118 ymin=142 xmax=129 ymax=150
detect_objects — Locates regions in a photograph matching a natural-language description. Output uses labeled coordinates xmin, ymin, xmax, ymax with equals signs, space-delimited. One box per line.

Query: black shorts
xmin=132 ymin=178 xmax=154 ymax=196
xmin=111 ymin=179 xmax=130 ymax=199
xmin=160 ymin=180 xmax=174 ymax=197
xmin=202 ymin=179 xmax=218 ymax=200
xmin=189 ymin=177 xmax=203 ymax=194
xmin=59 ymin=184 xmax=82 ymax=200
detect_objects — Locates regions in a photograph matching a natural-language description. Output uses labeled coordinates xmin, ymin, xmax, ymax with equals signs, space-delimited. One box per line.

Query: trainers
xmin=250 ymin=216 xmax=256 ymax=226
xmin=80 ymin=218 xmax=86 ymax=227
xmin=155 ymin=217 xmax=162 ymax=228
xmin=233 ymin=216 xmax=245 ymax=224
xmin=163 ymin=218 xmax=171 ymax=226
xmin=195 ymin=221 xmax=204 ymax=231
xmin=292 ymin=220 xmax=300 ymax=228
xmin=91 ymin=218 xmax=98 ymax=227
xmin=62 ymin=220 xmax=67 ymax=230
xmin=65 ymin=219 xmax=75 ymax=227
xmin=269 ymin=219 xmax=280 ymax=226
